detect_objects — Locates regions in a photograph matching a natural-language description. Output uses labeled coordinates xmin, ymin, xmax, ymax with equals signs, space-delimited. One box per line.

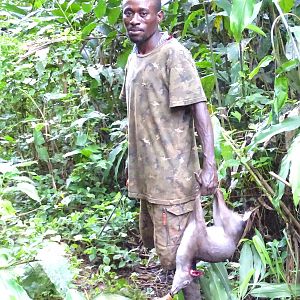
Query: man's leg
xmin=139 ymin=199 xmax=154 ymax=248
xmin=147 ymin=201 xmax=202 ymax=299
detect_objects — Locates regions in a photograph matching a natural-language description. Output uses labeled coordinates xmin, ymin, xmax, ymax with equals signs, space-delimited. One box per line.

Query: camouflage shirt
xmin=121 ymin=37 xmax=207 ymax=205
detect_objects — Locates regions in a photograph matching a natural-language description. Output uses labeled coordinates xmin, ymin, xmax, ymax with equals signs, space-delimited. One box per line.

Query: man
xmin=120 ymin=0 xmax=218 ymax=298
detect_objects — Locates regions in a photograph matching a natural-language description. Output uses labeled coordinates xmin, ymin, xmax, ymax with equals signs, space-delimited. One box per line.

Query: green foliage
xmin=0 ymin=249 xmax=31 ymax=300
xmin=199 ymin=233 xmax=300 ymax=300
xmin=230 ymin=0 xmax=263 ymax=42
xmin=1 ymin=0 xmax=300 ymax=297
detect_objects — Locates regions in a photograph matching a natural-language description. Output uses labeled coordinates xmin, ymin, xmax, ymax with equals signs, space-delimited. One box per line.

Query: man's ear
xmin=157 ymin=10 xmax=164 ymax=23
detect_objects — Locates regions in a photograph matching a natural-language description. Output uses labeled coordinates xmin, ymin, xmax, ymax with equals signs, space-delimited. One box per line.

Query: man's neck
xmin=136 ymin=31 xmax=162 ymax=55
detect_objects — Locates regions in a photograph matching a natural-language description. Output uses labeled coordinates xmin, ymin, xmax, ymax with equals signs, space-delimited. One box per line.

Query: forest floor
xmin=75 ymin=236 xmax=173 ymax=299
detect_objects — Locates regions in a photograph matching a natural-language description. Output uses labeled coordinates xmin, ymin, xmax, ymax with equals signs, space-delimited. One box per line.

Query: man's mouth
xmin=128 ymin=28 xmax=143 ymax=33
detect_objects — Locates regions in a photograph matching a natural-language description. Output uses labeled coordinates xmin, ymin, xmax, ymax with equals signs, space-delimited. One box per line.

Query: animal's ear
xmin=242 ymin=210 xmax=252 ymax=221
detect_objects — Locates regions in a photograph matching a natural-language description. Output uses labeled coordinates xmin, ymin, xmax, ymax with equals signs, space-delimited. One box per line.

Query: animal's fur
xmin=170 ymin=188 xmax=251 ymax=296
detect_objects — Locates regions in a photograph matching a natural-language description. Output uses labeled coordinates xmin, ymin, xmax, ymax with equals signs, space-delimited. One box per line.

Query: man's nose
xmin=130 ymin=13 xmax=140 ymax=25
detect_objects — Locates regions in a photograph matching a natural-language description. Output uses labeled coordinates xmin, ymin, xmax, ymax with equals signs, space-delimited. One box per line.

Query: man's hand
xmin=195 ymin=167 xmax=218 ymax=195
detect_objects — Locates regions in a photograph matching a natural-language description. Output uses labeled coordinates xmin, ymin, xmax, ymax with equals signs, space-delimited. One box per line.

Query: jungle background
xmin=0 ymin=0 xmax=300 ymax=299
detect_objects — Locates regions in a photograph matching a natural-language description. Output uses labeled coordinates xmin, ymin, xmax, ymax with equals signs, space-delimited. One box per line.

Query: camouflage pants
xmin=139 ymin=199 xmax=194 ymax=270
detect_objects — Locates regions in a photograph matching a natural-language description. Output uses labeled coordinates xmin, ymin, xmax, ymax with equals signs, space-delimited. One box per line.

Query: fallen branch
xmin=18 ymin=36 xmax=77 ymax=62
xmin=269 ymin=171 xmax=292 ymax=187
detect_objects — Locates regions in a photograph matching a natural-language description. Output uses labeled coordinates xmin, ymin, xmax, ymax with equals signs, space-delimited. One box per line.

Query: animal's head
xmin=170 ymin=269 xmax=203 ymax=296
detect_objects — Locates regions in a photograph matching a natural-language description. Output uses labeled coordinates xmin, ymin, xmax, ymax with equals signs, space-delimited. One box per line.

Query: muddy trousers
xmin=139 ymin=200 xmax=202 ymax=300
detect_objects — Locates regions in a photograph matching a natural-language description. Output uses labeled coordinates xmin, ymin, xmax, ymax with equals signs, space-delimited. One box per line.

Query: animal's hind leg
xmin=213 ymin=189 xmax=232 ymax=227
xmin=194 ymin=194 xmax=207 ymax=233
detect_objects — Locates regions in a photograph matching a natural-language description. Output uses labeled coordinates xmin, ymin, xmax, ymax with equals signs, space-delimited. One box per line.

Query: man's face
xmin=122 ymin=0 xmax=163 ymax=45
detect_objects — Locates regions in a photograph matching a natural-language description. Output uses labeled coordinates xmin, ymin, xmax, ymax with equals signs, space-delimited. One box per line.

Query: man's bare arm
xmin=192 ymin=101 xmax=218 ymax=195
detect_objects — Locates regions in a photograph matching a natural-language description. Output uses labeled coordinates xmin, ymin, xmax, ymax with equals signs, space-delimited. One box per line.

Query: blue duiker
xmin=170 ymin=184 xmax=251 ymax=297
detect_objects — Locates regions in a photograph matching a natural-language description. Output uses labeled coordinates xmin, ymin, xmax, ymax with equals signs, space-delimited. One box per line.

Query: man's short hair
xmin=122 ymin=0 xmax=161 ymax=12
xmin=154 ymin=0 xmax=162 ymax=12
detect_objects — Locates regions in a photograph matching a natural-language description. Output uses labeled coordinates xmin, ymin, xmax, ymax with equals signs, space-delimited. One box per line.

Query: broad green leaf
xmin=0 ymin=249 xmax=10 ymax=267
xmin=114 ymin=140 xmax=128 ymax=181
xmin=15 ymin=161 xmax=38 ymax=168
xmin=211 ymin=115 xmax=222 ymax=161
xmin=0 ymin=200 xmax=16 ymax=216
xmin=274 ymin=76 xmax=288 ymax=115
xmin=239 ymin=268 xmax=255 ymax=298
xmin=117 ymin=48 xmax=131 ymax=68
xmin=182 ymin=10 xmax=203 ymax=38
xmin=87 ymin=66 xmax=101 ymax=82
xmin=215 ymin=0 xmax=232 ymax=16
xmin=63 ymin=149 xmax=81 ymax=158
xmin=34 ymin=123 xmax=45 ymax=132
xmin=82 ymin=22 xmax=97 ymax=38
xmin=230 ymin=0 xmax=255 ymax=42
xmin=248 ymin=2 xmax=263 ymax=25
xmin=278 ymin=0 xmax=295 ymax=13
xmin=33 ymin=130 xmax=45 ymax=146
xmin=231 ymin=111 xmax=241 ymax=122
xmin=103 ymin=256 xmax=111 ymax=265
xmin=71 ymin=111 xmax=106 ymax=128
xmin=252 ymin=231 xmax=276 ymax=275
xmin=65 ymin=2 xmax=81 ymax=13
xmin=276 ymin=59 xmax=300 ymax=74
xmin=245 ymin=24 xmax=266 ymax=37
xmin=252 ymin=243 xmax=265 ymax=284
xmin=291 ymin=26 xmax=300 ymax=45
xmin=0 ymin=270 xmax=32 ymax=300
xmin=108 ymin=7 xmax=121 ymax=25
xmin=4 ymin=135 xmax=15 ymax=142
xmin=37 ymin=242 xmax=74 ymax=296
xmin=239 ymin=243 xmax=253 ymax=285
xmin=36 ymin=146 xmax=49 ymax=162
xmin=211 ymin=263 xmax=232 ymax=298
xmin=249 ymin=55 xmax=273 ymax=79
xmin=82 ymin=2 xmax=92 ymax=13
xmin=80 ymin=148 xmax=93 ymax=158
xmin=250 ymin=282 xmax=300 ymax=297
xmin=44 ymin=93 xmax=67 ymax=101
xmin=95 ymin=0 xmax=106 ymax=18
xmin=16 ymin=182 xmax=41 ymax=202
xmin=288 ymin=134 xmax=300 ymax=207
xmin=274 ymin=152 xmax=290 ymax=207
xmin=76 ymin=132 xmax=88 ymax=147
xmin=3 ymin=4 xmax=27 ymax=15
xmin=200 ymin=263 xmax=235 ymax=300
xmin=0 ymin=163 xmax=18 ymax=174
xmin=249 ymin=116 xmax=300 ymax=149
xmin=252 ymin=234 xmax=268 ymax=267
xmin=168 ymin=0 xmax=179 ymax=31
xmin=65 ymin=289 xmax=86 ymax=300
xmin=201 ymin=74 xmax=215 ymax=100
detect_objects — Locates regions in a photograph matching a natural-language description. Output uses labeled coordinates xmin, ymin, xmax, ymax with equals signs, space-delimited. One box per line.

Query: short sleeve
xmin=119 ymin=56 xmax=131 ymax=102
xmin=168 ymin=47 xmax=207 ymax=107
xmin=119 ymin=79 xmax=126 ymax=101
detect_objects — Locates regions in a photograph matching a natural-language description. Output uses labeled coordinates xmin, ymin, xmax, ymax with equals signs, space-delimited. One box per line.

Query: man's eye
xmin=140 ymin=11 xmax=148 ymax=17
xmin=124 ymin=11 xmax=133 ymax=17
